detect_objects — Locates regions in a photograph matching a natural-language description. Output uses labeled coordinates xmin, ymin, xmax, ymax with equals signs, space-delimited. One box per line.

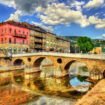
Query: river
xmin=0 ymin=61 xmax=92 ymax=105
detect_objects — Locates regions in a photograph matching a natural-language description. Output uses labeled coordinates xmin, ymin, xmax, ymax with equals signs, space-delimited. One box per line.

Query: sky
xmin=0 ymin=0 xmax=105 ymax=39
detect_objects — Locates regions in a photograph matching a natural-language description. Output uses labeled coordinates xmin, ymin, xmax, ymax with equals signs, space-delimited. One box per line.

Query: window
xmin=5 ymin=28 xmax=7 ymax=33
xmin=27 ymin=32 xmax=28 ymax=36
xmin=14 ymin=39 xmax=16 ymax=44
xmin=5 ymin=38 xmax=6 ymax=43
xmin=23 ymin=40 xmax=24 ymax=44
xmin=14 ymin=30 xmax=16 ymax=36
xmin=14 ymin=48 xmax=17 ymax=54
xmin=19 ymin=30 xmax=21 ymax=35
xmin=9 ymin=28 xmax=12 ymax=33
xmin=1 ymin=29 xmax=3 ymax=35
xmin=18 ymin=48 xmax=21 ymax=54
xmin=27 ymin=41 xmax=28 ymax=45
xmin=23 ymin=31 xmax=25 ymax=35
xmin=9 ymin=38 xmax=11 ymax=43
xmin=1 ymin=38 xmax=3 ymax=43
xmin=18 ymin=40 xmax=21 ymax=44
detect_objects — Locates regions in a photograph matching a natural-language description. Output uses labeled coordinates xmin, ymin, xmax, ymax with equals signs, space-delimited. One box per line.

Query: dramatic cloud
xmin=0 ymin=0 xmax=16 ymax=8
xmin=70 ymin=1 xmax=85 ymax=11
xmin=0 ymin=0 xmax=52 ymax=14
xmin=0 ymin=0 xmax=54 ymax=21
xmin=1 ymin=0 xmax=105 ymax=31
xmin=36 ymin=3 xmax=89 ymax=27
xmin=14 ymin=0 xmax=50 ymax=15
xmin=32 ymin=21 xmax=53 ymax=32
xmin=84 ymin=0 xmax=104 ymax=8
xmin=88 ymin=16 xmax=105 ymax=29
xmin=7 ymin=10 xmax=21 ymax=22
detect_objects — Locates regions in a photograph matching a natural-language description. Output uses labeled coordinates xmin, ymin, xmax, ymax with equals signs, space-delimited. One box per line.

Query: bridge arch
xmin=33 ymin=57 xmax=45 ymax=67
xmin=33 ymin=57 xmax=53 ymax=68
xmin=103 ymin=70 xmax=105 ymax=78
xmin=13 ymin=59 xmax=25 ymax=66
xmin=64 ymin=60 xmax=89 ymax=73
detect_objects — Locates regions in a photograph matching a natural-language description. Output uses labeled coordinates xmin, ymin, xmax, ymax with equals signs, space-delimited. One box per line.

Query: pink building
xmin=0 ymin=21 xmax=30 ymax=54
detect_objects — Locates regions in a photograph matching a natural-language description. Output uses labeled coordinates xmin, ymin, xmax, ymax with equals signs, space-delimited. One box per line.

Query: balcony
xmin=34 ymin=45 xmax=42 ymax=48
xmin=13 ymin=33 xmax=27 ymax=39
xmin=35 ymin=34 xmax=43 ymax=38
xmin=34 ymin=39 xmax=43 ymax=43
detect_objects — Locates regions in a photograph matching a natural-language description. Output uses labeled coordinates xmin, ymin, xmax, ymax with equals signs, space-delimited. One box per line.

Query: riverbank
xmin=76 ymin=79 xmax=105 ymax=105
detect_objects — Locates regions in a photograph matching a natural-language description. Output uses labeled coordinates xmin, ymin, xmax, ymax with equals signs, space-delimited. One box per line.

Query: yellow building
xmin=45 ymin=32 xmax=56 ymax=52
xmin=90 ymin=47 xmax=102 ymax=54
xmin=56 ymin=36 xmax=70 ymax=53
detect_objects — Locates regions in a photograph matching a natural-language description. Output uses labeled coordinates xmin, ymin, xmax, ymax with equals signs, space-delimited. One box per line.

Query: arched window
xmin=9 ymin=48 xmax=12 ymax=54
xmin=4 ymin=48 xmax=6 ymax=54
xmin=22 ymin=48 xmax=25 ymax=53
xmin=14 ymin=48 xmax=17 ymax=54
xmin=18 ymin=48 xmax=21 ymax=54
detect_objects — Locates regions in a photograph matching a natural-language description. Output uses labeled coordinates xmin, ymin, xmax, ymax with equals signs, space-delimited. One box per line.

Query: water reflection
xmin=69 ymin=61 xmax=89 ymax=92
xmin=70 ymin=76 xmax=89 ymax=92
xmin=24 ymin=96 xmax=76 ymax=105
xmin=0 ymin=61 xmax=91 ymax=105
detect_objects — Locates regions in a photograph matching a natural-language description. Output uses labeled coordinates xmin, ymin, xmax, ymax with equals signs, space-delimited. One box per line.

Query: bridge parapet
xmin=0 ymin=52 xmax=105 ymax=80
xmin=12 ymin=52 xmax=105 ymax=60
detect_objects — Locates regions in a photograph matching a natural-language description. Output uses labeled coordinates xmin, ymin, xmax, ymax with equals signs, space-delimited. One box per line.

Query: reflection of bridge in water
xmin=0 ymin=52 xmax=104 ymax=105
xmin=0 ymin=67 xmax=90 ymax=105
xmin=0 ymin=52 xmax=105 ymax=80
xmin=1 ymin=53 xmax=105 ymax=79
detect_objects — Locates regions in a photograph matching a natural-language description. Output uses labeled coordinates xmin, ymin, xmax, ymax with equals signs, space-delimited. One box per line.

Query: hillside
xmin=64 ymin=36 xmax=81 ymax=42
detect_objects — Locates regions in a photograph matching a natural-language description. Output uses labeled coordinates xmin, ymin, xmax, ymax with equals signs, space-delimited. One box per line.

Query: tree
xmin=76 ymin=37 xmax=94 ymax=53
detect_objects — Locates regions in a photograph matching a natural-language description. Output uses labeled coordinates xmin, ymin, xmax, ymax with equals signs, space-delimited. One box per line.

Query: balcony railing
xmin=34 ymin=39 xmax=43 ymax=43
xmin=34 ymin=45 xmax=42 ymax=48
xmin=35 ymin=34 xmax=42 ymax=37
xmin=13 ymin=33 xmax=27 ymax=39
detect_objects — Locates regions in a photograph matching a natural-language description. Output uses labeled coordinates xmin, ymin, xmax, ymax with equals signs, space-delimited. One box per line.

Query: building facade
xmin=0 ymin=21 xmax=70 ymax=54
xmin=29 ymin=27 xmax=46 ymax=52
xmin=45 ymin=32 xmax=56 ymax=52
xmin=56 ymin=36 xmax=70 ymax=53
xmin=0 ymin=21 xmax=29 ymax=54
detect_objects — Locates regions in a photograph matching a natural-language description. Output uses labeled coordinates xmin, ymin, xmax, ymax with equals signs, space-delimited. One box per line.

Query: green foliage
xmin=77 ymin=75 xmax=88 ymax=82
xmin=94 ymin=52 xmax=97 ymax=54
xmin=76 ymin=37 xmax=94 ymax=53
xmin=79 ymin=66 xmax=88 ymax=72
xmin=16 ymin=78 xmax=22 ymax=82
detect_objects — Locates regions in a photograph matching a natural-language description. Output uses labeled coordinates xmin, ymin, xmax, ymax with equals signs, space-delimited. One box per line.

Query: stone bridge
xmin=0 ymin=52 xmax=105 ymax=79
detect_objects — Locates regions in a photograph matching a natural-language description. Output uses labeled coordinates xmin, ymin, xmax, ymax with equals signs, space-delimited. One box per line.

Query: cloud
xmin=70 ymin=1 xmax=85 ymax=11
xmin=84 ymin=0 xmax=104 ymax=8
xmin=0 ymin=0 xmax=52 ymax=15
xmin=0 ymin=0 xmax=16 ymax=8
xmin=32 ymin=21 xmax=53 ymax=32
xmin=1 ymin=0 xmax=105 ymax=31
xmin=7 ymin=10 xmax=21 ymax=22
xmin=88 ymin=16 xmax=105 ymax=29
xmin=36 ymin=3 xmax=89 ymax=27
xmin=0 ymin=0 xmax=54 ymax=22
xmin=102 ymin=34 xmax=105 ymax=37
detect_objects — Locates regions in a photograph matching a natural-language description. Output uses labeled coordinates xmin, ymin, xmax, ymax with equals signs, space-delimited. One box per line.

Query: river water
xmin=0 ymin=62 xmax=91 ymax=105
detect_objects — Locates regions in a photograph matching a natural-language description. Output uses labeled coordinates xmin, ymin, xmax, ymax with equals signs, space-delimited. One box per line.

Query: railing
xmin=35 ymin=34 xmax=43 ymax=38
xmin=13 ymin=33 xmax=27 ymax=39
xmin=34 ymin=45 xmax=42 ymax=48
xmin=34 ymin=39 xmax=43 ymax=43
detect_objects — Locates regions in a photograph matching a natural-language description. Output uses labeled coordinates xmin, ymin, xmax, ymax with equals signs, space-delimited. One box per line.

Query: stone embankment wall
xmin=76 ymin=79 xmax=105 ymax=105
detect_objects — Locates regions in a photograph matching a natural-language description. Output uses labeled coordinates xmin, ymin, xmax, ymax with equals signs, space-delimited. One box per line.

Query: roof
xmin=0 ymin=21 xmax=47 ymax=33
